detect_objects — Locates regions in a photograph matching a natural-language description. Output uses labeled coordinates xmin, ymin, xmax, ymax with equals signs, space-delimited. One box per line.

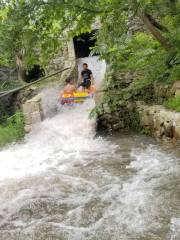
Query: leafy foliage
xmin=0 ymin=0 xmax=179 ymax=86
xmin=0 ymin=0 xmax=97 ymax=68
xmin=164 ymin=96 xmax=180 ymax=112
xmin=0 ymin=112 xmax=25 ymax=147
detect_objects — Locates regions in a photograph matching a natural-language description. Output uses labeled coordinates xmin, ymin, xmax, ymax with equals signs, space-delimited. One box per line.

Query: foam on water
xmin=170 ymin=218 xmax=180 ymax=240
xmin=0 ymin=100 xmax=115 ymax=181
xmin=0 ymin=56 xmax=180 ymax=239
xmin=0 ymin=113 xmax=180 ymax=240
xmin=0 ymin=56 xmax=107 ymax=182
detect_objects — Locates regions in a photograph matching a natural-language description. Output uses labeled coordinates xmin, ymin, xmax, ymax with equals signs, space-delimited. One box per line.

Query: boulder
xmin=164 ymin=122 xmax=174 ymax=138
xmin=136 ymin=101 xmax=180 ymax=142
xmin=103 ymin=103 xmax=112 ymax=114
xmin=154 ymin=83 xmax=171 ymax=98
xmin=112 ymin=121 xmax=125 ymax=130
xmin=24 ymin=125 xmax=32 ymax=133
xmin=126 ymin=102 xmax=136 ymax=111
xmin=21 ymin=94 xmax=43 ymax=132
xmin=171 ymin=81 xmax=180 ymax=95
xmin=175 ymin=89 xmax=180 ymax=97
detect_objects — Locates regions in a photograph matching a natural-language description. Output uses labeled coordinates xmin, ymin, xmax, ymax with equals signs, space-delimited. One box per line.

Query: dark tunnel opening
xmin=73 ymin=30 xmax=98 ymax=58
xmin=25 ymin=64 xmax=45 ymax=83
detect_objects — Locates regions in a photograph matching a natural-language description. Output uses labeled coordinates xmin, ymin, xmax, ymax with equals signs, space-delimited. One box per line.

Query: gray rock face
xmin=154 ymin=83 xmax=171 ymax=99
xmin=136 ymin=101 xmax=180 ymax=141
xmin=0 ymin=66 xmax=17 ymax=82
xmin=46 ymin=40 xmax=77 ymax=81
xmin=21 ymin=94 xmax=43 ymax=133
xmin=97 ymin=97 xmax=180 ymax=143
xmin=171 ymin=81 xmax=180 ymax=95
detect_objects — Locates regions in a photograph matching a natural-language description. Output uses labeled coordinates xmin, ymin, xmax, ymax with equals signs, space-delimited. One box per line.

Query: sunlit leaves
xmin=0 ymin=0 xmax=179 ymax=86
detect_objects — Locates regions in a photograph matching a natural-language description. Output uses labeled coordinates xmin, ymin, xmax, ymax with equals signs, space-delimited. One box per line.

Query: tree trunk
xmin=145 ymin=14 xmax=169 ymax=32
xmin=139 ymin=12 xmax=173 ymax=51
xmin=15 ymin=55 xmax=26 ymax=82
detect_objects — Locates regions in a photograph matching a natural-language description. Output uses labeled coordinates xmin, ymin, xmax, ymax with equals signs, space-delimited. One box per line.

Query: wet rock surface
xmin=97 ymin=72 xmax=180 ymax=143
xmin=97 ymin=100 xmax=180 ymax=143
xmin=136 ymin=101 xmax=180 ymax=142
xmin=22 ymin=94 xmax=43 ymax=133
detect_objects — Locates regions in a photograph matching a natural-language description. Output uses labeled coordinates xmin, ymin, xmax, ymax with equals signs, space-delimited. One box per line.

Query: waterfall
xmin=0 ymin=56 xmax=179 ymax=240
xmin=0 ymin=56 xmax=107 ymax=181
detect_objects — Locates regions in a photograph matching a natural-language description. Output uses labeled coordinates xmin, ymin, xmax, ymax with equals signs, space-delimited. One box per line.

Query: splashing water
xmin=0 ymin=57 xmax=180 ymax=240
xmin=41 ymin=56 xmax=106 ymax=118
xmin=0 ymin=100 xmax=112 ymax=180
xmin=0 ymin=56 xmax=107 ymax=181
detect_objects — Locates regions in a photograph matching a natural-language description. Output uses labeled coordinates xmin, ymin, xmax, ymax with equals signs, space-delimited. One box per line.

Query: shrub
xmin=164 ymin=96 xmax=180 ymax=112
xmin=0 ymin=112 xmax=25 ymax=147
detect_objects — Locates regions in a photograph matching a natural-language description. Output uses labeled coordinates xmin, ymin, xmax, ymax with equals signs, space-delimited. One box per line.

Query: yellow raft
xmin=61 ymin=85 xmax=96 ymax=104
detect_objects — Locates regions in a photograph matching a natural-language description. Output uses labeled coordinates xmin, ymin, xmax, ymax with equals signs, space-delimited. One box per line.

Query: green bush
xmin=164 ymin=96 xmax=180 ymax=112
xmin=169 ymin=64 xmax=180 ymax=83
xmin=0 ymin=112 xmax=25 ymax=147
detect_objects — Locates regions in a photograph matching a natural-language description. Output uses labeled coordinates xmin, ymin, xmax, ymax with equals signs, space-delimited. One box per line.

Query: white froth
xmin=0 ymin=57 xmax=179 ymax=239
xmin=0 ymin=56 xmax=107 ymax=181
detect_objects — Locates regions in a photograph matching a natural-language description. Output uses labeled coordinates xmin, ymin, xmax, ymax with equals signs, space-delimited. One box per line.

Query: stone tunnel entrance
xmin=25 ymin=65 xmax=45 ymax=83
xmin=73 ymin=30 xmax=98 ymax=58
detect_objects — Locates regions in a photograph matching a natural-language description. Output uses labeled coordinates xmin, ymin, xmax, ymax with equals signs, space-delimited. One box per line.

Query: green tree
xmin=0 ymin=0 xmax=179 ymax=82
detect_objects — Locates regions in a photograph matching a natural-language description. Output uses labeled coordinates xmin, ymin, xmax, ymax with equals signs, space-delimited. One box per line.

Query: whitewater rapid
xmin=0 ymin=101 xmax=111 ymax=180
xmin=0 ymin=56 xmax=179 ymax=239
xmin=0 ymin=56 xmax=107 ymax=181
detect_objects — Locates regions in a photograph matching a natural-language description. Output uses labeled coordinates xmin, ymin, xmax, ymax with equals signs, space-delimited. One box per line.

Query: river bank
xmin=96 ymin=72 xmax=180 ymax=144
xmin=97 ymin=100 xmax=180 ymax=143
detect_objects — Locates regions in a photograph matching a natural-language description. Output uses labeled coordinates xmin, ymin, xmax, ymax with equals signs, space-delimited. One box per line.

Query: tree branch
xmin=139 ymin=12 xmax=173 ymax=51
xmin=145 ymin=14 xmax=169 ymax=32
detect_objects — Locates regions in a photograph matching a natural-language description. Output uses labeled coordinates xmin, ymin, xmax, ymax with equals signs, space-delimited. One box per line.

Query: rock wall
xmin=97 ymin=101 xmax=139 ymax=132
xmin=97 ymin=78 xmax=180 ymax=143
xmin=0 ymin=85 xmax=38 ymax=124
xmin=46 ymin=40 xmax=77 ymax=81
xmin=97 ymin=100 xmax=180 ymax=142
xmin=21 ymin=94 xmax=43 ymax=133
xmin=14 ymin=86 xmax=38 ymax=108
xmin=136 ymin=101 xmax=180 ymax=142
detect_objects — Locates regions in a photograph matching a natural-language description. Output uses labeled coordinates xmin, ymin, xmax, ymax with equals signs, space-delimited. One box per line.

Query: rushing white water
xmin=0 ymin=57 xmax=180 ymax=240
xmin=40 ymin=56 xmax=106 ymax=118
xmin=0 ymin=101 xmax=110 ymax=180
xmin=0 ymin=56 xmax=107 ymax=181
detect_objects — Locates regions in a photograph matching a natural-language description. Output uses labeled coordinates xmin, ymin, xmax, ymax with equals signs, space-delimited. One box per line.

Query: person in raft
xmin=79 ymin=63 xmax=93 ymax=89
xmin=59 ymin=77 xmax=76 ymax=99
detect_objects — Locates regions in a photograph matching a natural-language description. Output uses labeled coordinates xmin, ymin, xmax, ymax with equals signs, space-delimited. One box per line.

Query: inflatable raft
xmin=60 ymin=85 xmax=96 ymax=105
